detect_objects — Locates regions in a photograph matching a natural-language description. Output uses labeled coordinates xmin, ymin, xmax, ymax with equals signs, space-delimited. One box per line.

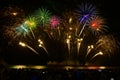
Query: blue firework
xmin=76 ymin=3 xmax=98 ymax=24
xmin=15 ymin=24 xmax=29 ymax=37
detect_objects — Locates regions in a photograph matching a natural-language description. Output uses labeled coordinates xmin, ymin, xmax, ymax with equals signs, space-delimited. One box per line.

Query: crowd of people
xmin=0 ymin=67 xmax=120 ymax=80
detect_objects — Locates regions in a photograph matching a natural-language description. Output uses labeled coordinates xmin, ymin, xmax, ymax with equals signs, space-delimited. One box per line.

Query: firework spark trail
xmin=27 ymin=45 xmax=39 ymax=55
xmin=80 ymin=14 xmax=89 ymax=23
xmin=42 ymin=46 xmax=48 ymax=54
xmin=76 ymin=3 xmax=98 ymax=37
xmin=19 ymin=42 xmax=39 ymax=55
xmin=44 ymin=30 xmax=53 ymax=39
xmin=95 ymin=35 xmax=119 ymax=57
xmin=78 ymin=15 xmax=88 ymax=37
xmin=29 ymin=27 xmax=35 ymax=39
xmin=86 ymin=45 xmax=94 ymax=58
xmin=38 ymin=39 xmax=48 ymax=54
xmin=75 ymin=28 xmax=78 ymax=36
xmin=77 ymin=38 xmax=83 ymax=55
xmin=57 ymin=26 xmax=61 ymax=36
xmin=38 ymin=44 xmax=48 ymax=54
xmin=78 ymin=22 xmax=86 ymax=37
xmin=86 ymin=49 xmax=91 ymax=57
xmin=77 ymin=42 xmax=81 ymax=55
xmin=66 ymin=38 xmax=70 ymax=54
xmin=90 ymin=51 xmax=103 ymax=60
xmin=24 ymin=17 xmax=38 ymax=39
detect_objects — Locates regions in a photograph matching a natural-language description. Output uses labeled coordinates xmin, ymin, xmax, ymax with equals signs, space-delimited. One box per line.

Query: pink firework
xmin=50 ymin=15 xmax=60 ymax=29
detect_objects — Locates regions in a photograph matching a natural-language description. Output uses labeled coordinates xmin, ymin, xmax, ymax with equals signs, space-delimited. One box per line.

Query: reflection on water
xmin=9 ymin=65 xmax=107 ymax=69
xmin=1 ymin=65 xmax=120 ymax=80
xmin=8 ymin=65 xmax=120 ymax=70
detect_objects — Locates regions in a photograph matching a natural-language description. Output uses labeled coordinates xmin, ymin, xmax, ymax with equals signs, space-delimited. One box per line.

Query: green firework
xmin=34 ymin=8 xmax=51 ymax=27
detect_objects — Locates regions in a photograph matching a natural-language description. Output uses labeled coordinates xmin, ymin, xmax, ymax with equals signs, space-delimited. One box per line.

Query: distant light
xmin=10 ymin=65 xmax=46 ymax=69
xmin=88 ymin=66 xmax=98 ymax=69
xmin=110 ymin=78 xmax=114 ymax=80
xmin=32 ymin=66 xmax=46 ymax=69
xmin=98 ymin=69 xmax=102 ymax=72
xmin=88 ymin=66 xmax=106 ymax=70
xmin=12 ymin=12 xmax=17 ymax=16
xmin=99 ymin=66 xmax=106 ymax=69
xmin=42 ymin=71 xmax=45 ymax=74
xmin=64 ymin=66 xmax=73 ymax=70
xmin=11 ymin=65 xmax=27 ymax=69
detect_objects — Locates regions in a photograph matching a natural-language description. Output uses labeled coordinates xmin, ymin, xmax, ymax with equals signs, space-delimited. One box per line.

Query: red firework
xmin=89 ymin=16 xmax=104 ymax=31
xmin=87 ymin=16 xmax=108 ymax=36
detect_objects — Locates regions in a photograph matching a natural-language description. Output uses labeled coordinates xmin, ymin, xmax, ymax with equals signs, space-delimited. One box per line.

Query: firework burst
xmin=24 ymin=16 xmax=38 ymax=39
xmin=2 ymin=6 xmax=25 ymax=27
xmin=47 ymin=15 xmax=62 ymax=39
xmin=61 ymin=11 xmax=80 ymax=37
xmin=61 ymin=10 xmax=79 ymax=28
xmin=15 ymin=24 xmax=29 ymax=37
xmin=25 ymin=16 xmax=37 ymax=28
xmin=76 ymin=3 xmax=98 ymax=37
xmin=88 ymin=16 xmax=108 ymax=36
xmin=76 ymin=3 xmax=98 ymax=24
xmin=50 ymin=15 xmax=61 ymax=29
xmin=96 ymin=34 xmax=119 ymax=57
xmin=2 ymin=6 xmax=25 ymax=18
xmin=34 ymin=8 xmax=51 ymax=27
xmin=2 ymin=6 xmax=26 ymax=44
xmin=2 ymin=2 xmax=119 ymax=66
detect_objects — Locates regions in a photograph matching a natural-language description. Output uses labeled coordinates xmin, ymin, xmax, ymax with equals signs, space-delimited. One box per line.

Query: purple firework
xmin=76 ymin=3 xmax=98 ymax=24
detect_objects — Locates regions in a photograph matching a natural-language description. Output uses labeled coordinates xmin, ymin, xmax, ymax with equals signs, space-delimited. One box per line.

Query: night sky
xmin=0 ymin=0 xmax=120 ymax=66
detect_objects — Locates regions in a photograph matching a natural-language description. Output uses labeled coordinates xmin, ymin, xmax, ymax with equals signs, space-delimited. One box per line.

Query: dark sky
xmin=0 ymin=0 xmax=120 ymax=65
